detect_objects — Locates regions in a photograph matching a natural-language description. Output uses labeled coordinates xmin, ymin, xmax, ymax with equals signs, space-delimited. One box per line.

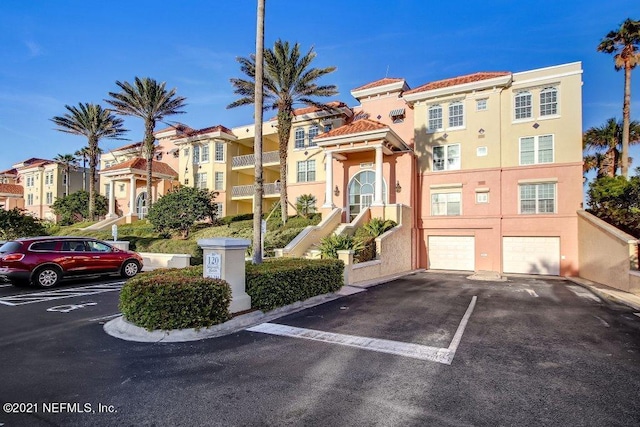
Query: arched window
xmin=448 ymin=101 xmax=464 ymax=128
xmin=308 ymin=125 xmax=319 ymax=147
xmin=428 ymin=105 xmax=443 ymax=131
xmin=347 ymin=171 xmax=387 ymax=221
xmin=540 ymin=87 xmax=557 ymax=116
xmin=514 ymin=91 xmax=532 ymax=119
xmin=294 ymin=128 xmax=305 ymax=149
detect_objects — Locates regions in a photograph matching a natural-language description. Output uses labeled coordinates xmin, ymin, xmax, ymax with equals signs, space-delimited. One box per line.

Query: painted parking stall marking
xmin=567 ymin=285 xmax=602 ymax=303
xmin=0 ymin=282 xmax=124 ymax=306
xmin=248 ymin=296 xmax=477 ymax=365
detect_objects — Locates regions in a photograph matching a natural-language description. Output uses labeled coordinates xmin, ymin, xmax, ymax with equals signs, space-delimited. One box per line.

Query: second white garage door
xmin=503 ymin=237 xmax=560 ymax=275
xmin=428 ymin=236 xmax=475 ymax=271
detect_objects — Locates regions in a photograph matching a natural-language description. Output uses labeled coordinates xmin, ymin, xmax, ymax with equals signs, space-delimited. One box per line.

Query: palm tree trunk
xmin=252 ymin=0 xmax=265 ymax=264
xmin=88 ymin=138 xmax=98 ymax=220
xmin=278 ymin=111 xmax=291 ymax=224
xmin=145 ymin=121 xmax=155 ymax=215
xmin=622 ymin=62 xmax=632 ymax=178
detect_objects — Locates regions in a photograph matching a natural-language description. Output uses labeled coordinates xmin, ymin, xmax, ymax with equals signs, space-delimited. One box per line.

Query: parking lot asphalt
xmin=1 ymin=272 xmax=639 ymax=426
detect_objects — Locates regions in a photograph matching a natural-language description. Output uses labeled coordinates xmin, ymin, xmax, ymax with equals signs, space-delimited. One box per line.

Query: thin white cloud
xmin=24 ymin=40 xmax=43 ymax=57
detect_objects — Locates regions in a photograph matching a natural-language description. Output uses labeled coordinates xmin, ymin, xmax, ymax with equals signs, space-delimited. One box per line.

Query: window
xmin=27 ymin=194 xmax=34 ymax=205
xmin=155 ymin=152 xmax=163 ymax=161
xmin=476 ymin=99 xmax=488 ymax=111
xmin=183 ymin=148 xmax=190 ymax=157
xmin=324 ymin=123 xmax=333 ymax=133
xmin=515 ymin=91 xmax=532 ymax=120
xmin=540 ymin=87 xmax=557 ymax=116
xmin=193 ymin=145 xmax=200 ymax=164
xmin=200 ymin=145 xmax=209 ymax=163
xmin=390 ymin=108 xmax=405 ymax=124
xmin=427 ymin=105 xmax=443 ymax=131
xmin=433 ymin=144 xmax=460 ymax=171
xmin=308 ymin=126 xmax=319 ymax=147
xmin=294 ymin=128 xmax=305 ymax=149
xmin=215 ymin=142 xmax=224 ymax=162
xmin=30 ymin=241 xmax=57 ymax=251
xmin=448 ymin=102 xmax=464 ymax=128
xmin=196 ymin=172 xmax=207 ymax=189
xmin=46 ymin=192 xmax=53 ymax=205
xmin=62 ymin=174 xmax=67 ymax=185
xmin=520 ymin=183 xmax=555 ymax=214
xmin=296 ymin=160 xmax=316 ymax=182
xmin=476 ymin=192 xmax=489 ymax=204
xmin=45 ymin=172 xmax=53 ymax=185
xmin=87 ymin=241 xmax=111 ymax=252
xmin=520 ymin=135 xmax=554 ymax=165
xmin=105 ymin=183 xmax=111 ymax=200
xmin=477 ymin=146 xmax=488 ymax=157
xmin=214 ymin=172 xmax=224 ymax=190
xmin=213 ymin=202 xmax=223 ymax=218
xmin=431 ymin=192 xmax=461 ymax=216
xmin=26 ymin=176 xmax=34 ymax=187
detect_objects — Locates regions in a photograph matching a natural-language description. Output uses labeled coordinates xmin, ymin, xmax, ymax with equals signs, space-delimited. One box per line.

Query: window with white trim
xmin=45 ymin=172 xmax=53 ymax=185
xmin=200 ymin=145 xmax=209 ymax=163
xmin=46 ymin=192 xmax=53 ymax=205
xmin=427 ymin=105 xmax=443 ymax=131
xmin=294 ymin=128 xmax=305 ymax=149
xmin=193 ymin=145 xmax=200 ymax=164
xmin=476 ymin=99 xmax=488 ymax=111
xmin=26 ymin=176 xmax=34 ymax=187
xmin=213 ymin=202 xmax=223 ymax=218
xmin=215 ymin=142 xmax=224 ymax=162
xmin=196 ymin=172 xmax=207 ymax=189
xmin=514 ymin=91 xmax=532 ymax=120
xmin=431 ymin=192 xmax=461 ymax=216
xmin=433 ymin=144 xmax=460 ymax=171
xmin=520 ymin=134 xmax=554 ymax=165
xmin=519 ymin=183 xmax=555 ymax=214
xmin=296 ymin=160 xmax=316 ymax=182
xmin=214 ymin=172 xmax=224 ymax=190
xmin=27 ymin=194 xmax=33 ymax=205
xmin=448 ymin=102 xmax=464 ymax=128
xmin=476 ymin=192 xmax=489 ymax=204
xmin=308 ymin=126 xmax=319 ymax=147
xmin=540 ymin=87 xmax=557 ymax=116
xmin=62 ymin=173 xmax=67 ymax=185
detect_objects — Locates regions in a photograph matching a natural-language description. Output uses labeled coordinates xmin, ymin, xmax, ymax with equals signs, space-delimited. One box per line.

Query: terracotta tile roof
xmin=100 ymin=157 xmax=178 ymax=177
xmin=292 ymin=101 xmax=348 ymax=117
xmin=352 ymin=78 xmax=405 ymax=92
xmin=315 ymin=118 xmax=388 ymax=139
xmin=18 ymin=159 xmax=51 ymax=169
xmin=155 ymin=123 xmax=194 ymax=135
xmin=404 ymin=72 xmax=511 ymax=95
xmin=0 ymin=168 xmax=17 ymax=175
xmin=112 ymin=141 xmax=143 ymax=152
xmin=0 ymin=183 xmax=23 ymax=195
xmin=180 ymin=124 xmax=235 ymax=137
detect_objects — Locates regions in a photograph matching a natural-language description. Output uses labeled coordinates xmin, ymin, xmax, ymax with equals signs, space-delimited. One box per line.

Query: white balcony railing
xmin=232 ymin=151 xmax=279 ymax=168
xmin=231 ymin=182 xmax=281 ymax=198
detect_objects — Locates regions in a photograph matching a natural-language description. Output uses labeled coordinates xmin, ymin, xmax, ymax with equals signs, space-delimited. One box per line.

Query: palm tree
xmin=74 ymin=147 xmax=91 ymax=191
xmin=53 ymin=153 xmax=78 ymax=196
xmin=106 ymin=77 xmax=186 ymax=212
xmin=228 ymin=40 xmax=338 ymax=223
xmin=597 ymin=18 xmax=640 ymax=177
xmin=583 ymin=118 xmax=640 ymax=177
xmin=51 ymin=103 xmax=127 ymax=220
xmin=252 ymin=0 xmax=265 ymax=264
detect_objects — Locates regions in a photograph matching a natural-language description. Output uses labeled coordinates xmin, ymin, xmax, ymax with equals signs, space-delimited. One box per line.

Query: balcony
xmin=231 ymin=182 xmax=281 ymax=198
xmin=232 ymin=151 xmax=279 ymax=169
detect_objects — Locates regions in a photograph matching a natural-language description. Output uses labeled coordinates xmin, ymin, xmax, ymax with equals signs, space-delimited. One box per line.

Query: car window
xmin=30 ymin=241 xmax=58 ymax=251
xmin=0 ymin=241 xmax=21 ymax=254
xmin=87 ymin=241 xmax=112 ymax=252
xmin=61 ymin=241 xmax=87 ymax=252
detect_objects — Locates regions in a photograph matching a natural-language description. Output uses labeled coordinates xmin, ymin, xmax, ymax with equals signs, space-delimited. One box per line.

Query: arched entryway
xmin=348 ymin=170 xmax=386 ymax=221
xmin=136 ymin=192 xmax=148 ymax=219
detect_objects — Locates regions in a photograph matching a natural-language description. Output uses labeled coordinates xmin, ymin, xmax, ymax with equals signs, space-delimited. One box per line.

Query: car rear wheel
xmin=33 ymin=266 xmax=61 ymax=288
xmin=121 ymin=260 xmax=140 ymax=278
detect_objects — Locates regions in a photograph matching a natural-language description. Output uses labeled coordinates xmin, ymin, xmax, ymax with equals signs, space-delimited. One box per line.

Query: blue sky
xmin=1 ymin=0 xmax=639 ymax=176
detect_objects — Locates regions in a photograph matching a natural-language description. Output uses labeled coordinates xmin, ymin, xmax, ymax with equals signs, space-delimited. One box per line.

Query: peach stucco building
xmin=51 ymin=61 xmax=583 ymax=276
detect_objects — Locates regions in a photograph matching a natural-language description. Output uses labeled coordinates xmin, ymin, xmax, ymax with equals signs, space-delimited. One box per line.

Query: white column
xmin=129 ymin=176 xmax=136 ymax=216
xmin=108 ymin=179 xmax=116 ymax=218
xmin=323 ymin=152 xmax=334 ymax=208
xmin=373 ymin=145 xmax=384 ymax=206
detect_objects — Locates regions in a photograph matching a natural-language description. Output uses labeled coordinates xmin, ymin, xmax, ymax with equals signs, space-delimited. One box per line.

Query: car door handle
xmin=92 ymin=256 xmax=101 ymax=259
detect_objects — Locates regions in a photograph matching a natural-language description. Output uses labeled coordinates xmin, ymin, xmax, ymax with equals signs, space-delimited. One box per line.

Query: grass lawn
xmin=48 ymin=215 xmax=321 ymax=264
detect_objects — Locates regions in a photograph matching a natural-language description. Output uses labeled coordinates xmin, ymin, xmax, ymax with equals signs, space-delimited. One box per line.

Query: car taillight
xmin=2 ymin=254 xmax=24 ymax=262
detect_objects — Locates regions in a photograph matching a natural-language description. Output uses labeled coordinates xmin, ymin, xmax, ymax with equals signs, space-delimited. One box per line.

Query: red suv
xmin=0 ymin=237 xmax=144 ymax=288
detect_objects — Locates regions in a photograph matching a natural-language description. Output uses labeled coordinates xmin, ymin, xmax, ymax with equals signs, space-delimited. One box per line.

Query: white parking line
xmin=0 ymin=282 xmax=125 ymax=306
xmin=89 ymin=313 xmax=122 ymax=322
xmin=248 ymin=296 xmax=477 ymax=365
xmin=567 ymin=285 xmax=601 ymax=303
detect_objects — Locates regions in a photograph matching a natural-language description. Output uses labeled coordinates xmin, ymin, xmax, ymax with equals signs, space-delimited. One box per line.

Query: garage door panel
xmin=428 ymin=236 xmax=475 ymax=271
xmin=503 ymin=237 xmax=559 ymax=275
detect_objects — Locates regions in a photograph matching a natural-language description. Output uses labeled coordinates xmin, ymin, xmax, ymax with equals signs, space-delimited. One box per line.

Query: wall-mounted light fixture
xmin=395 ymin=181 xmax=402 ymax=193
xmin=334 ymin=185 xmax=340 ymax=197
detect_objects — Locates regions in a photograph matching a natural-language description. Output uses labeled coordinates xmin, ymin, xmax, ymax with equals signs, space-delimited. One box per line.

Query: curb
xmin=565 ymin=276 xmax=640 ymax=311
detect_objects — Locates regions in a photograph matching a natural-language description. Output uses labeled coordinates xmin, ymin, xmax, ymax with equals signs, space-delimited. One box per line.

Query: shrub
xmin=0 ymin=208 xmax=48 ymax=240
xmin=363 ymin=218 xmax=397 ymax=237
xmin=220 ymin=213 xmax=254 ymax=225
xmin=119 ymin=268 xmax=231 ymax=330
xmin=51 ymin=190 xmax=108 ymax=225
xmin=318 ymin=234 xmax=365 ymax=259
xmin=246 ymin=258 xmax=344 ymax=311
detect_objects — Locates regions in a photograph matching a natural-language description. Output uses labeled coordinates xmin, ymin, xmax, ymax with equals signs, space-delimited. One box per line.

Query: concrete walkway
xmin=567 ymin=276 xmax=640 ymax=311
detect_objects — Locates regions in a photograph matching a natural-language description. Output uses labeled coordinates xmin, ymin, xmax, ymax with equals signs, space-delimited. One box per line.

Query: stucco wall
xmin=578 ymin=210 xmax=638 ymax=292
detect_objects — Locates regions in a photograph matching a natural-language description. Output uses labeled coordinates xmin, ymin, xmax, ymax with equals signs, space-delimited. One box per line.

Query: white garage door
xmin=428 ymin=236 xmax=475 ymax=271
xmin=503 ymin=237 xmax=560 ymax=275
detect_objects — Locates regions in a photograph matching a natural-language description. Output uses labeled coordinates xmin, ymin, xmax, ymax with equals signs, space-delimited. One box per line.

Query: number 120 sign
xmin=205 ymin=253 xmax=221 ymax=279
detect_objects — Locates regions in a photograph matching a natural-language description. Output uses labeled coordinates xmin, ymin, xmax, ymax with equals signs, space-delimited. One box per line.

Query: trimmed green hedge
xmin=246 ymin=258 xmax=344 ymax=311
xmin=119 ymin=268 xmax=231 ymax=331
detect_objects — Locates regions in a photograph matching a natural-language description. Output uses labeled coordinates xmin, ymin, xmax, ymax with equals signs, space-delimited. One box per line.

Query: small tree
xmin=0 ymin=208 xmax=47 ymax=240
xmin=51 ymin=190 xmax=108 ymax=225
xmin=296 ymin=194 xmax=317 ymax=218
xmin=146 ymin=186 xmax=218 ymax=239
xmin=587 ymin=171 xmax=640 ymax=237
